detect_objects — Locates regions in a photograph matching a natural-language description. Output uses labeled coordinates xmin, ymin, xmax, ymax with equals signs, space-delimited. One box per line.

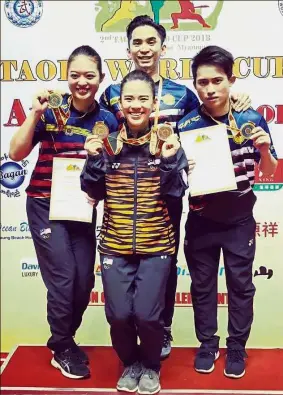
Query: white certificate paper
xmin=49 ymin=158 xmax=93 ymax=223
xmin=180 ymin=124 xmax=237 ymax=196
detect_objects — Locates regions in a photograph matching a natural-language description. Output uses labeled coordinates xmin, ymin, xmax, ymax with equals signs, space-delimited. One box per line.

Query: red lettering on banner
xmin=256 ymin=222 xmax=279 ymax=237
xmin=89 ymin=291 xmax=105 ymax=305
xmin=3 ymin=99 xmax=26 ymax=126
xmin=256 ymin=104 xmax=283 ymax=124
xmin=257 ymin=105 xmax=275 ymax=123
xmin=275 ymin=105 xmax=283 ymax=124
xmin=218 ymin=293 xmax=228 ymax=305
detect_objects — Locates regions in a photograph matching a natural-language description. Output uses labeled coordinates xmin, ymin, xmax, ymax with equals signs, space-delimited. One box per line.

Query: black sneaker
xmin=160 ymin=329 xmax=173 ymax=360
xmin=194 ymin=344 xmax=220 ymax=373
xmin=71 ymin=343 xmax=89 ymax=365
xmin=224 ymin=349 xmax=247 ymax=379
xmin=51 ymin=348 xmax=90 ymax=379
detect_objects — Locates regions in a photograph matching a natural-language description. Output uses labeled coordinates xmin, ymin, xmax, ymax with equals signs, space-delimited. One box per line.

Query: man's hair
xmin=120 ymin=70 xmax=155 ymax=98
xmin=126 ymin=15 xmax=166 ymax=45
xmin=192 ymin=45 xmax=234 ymax=83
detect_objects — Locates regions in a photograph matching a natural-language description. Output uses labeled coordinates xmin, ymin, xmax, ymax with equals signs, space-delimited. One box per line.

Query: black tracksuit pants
xmin=184 ymin=212 xmax=256 ymax=350
xmin=27 ymin=196 xmax=96 ymax=352
xmin=100 ymin=254 xmax=171 ymax=371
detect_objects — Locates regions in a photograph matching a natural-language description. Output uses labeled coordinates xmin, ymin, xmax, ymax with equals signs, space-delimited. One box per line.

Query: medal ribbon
xmin=201 ymin=102 xmax=242 ymax=137
xmin=150 ymin=77 xmax=163 ymax=155
xmin=51 ymin=95 xmax=71 ymax=130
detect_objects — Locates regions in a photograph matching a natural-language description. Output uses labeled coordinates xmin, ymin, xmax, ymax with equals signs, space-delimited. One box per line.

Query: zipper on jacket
xmin=133 ymin=154 xmax=138 ymax=253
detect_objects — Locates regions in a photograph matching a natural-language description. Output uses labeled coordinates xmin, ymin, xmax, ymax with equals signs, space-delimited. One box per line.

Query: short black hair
xmin=192 ymin=45 xmax=234 ymax=83
xmin=67 ymin=45 xmax=103 ymax=78
xmin=126 ymin=15 xmax=166 ymax=45
xmin=120 ymin=70 xmax=155 ymax=98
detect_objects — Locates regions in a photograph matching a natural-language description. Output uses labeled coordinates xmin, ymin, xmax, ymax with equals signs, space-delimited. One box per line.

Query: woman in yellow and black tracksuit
xmin=81 ymin=70 xmax=188 ymax=394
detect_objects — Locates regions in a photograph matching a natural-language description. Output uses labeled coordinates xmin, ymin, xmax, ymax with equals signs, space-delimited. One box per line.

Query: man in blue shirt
xmin=178 ymin=45 xmax=277 ymax=379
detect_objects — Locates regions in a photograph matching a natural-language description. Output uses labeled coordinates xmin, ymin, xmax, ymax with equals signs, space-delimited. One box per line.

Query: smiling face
xmin=120 ymin=79 xmax=156 ymax=133
xmin=67 ymin=55 xmax=103 ymax=108
xmin=195 ymin=64 xmax=235 ymax=116
xmin=128 ymin=25 xmax=166 ymax=76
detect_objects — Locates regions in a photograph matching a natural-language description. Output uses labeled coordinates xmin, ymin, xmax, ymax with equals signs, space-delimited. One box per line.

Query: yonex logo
xmin=112 ymin=163 xmax=120 ymax=169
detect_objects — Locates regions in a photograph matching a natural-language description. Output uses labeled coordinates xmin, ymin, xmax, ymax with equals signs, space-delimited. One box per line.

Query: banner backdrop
xmin=1 ymin=0 xmax=283 ymax=352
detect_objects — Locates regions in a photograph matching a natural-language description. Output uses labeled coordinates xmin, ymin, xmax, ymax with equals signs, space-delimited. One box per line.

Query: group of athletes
xmin=9 ymin=14 xmax=277 ymax=395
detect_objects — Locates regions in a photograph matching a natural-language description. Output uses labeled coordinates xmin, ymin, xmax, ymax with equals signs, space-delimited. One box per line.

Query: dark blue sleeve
xmin=80 ymin=153 xmax=106 ymax=200
xmin=99 ymin=87 xmax=111 ymax=111
xmin=32 ymin=115 xmax=46 ymax=146
xmin=184 ymin=88 xmax=200 ymax=115
xmin=254 ymin=117 xmax=278 ymax=163
xmin=105 ymin=113 xmax=119 ymax=133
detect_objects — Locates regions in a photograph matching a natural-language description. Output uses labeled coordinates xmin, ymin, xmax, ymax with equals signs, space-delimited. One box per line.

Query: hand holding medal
xmin=85 ymin=122 xmax=110 ymax=155
xmin=161 ymin=134 xmax=180 ymax=158
xmin=32 ymin=89 xmax=50 ymax=116
xmin=249 ymin=126 xmax=271 ymax=153
xmin=84 ymin=135 xmax=104 ymax=156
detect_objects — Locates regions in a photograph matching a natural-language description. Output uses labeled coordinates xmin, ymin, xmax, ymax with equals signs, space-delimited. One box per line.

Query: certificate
xmin=49 ymin=157 xmax=93 ymax=223
xmin=180 ymin=124 xmax=237 ymax=197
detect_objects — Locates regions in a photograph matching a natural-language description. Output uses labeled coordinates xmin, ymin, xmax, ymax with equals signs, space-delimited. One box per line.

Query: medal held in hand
xmin=157 ymin=123 xmax=174 ymax=141
xmin=92 ymin=121 xmax=109 ymax=140
xmin=154 ymin=123 xmax=174 ymax=155
xmin=48 ymin=92 xmax=63 ymax=109
xmin=240 ymin=122 xmax=256 ymax=139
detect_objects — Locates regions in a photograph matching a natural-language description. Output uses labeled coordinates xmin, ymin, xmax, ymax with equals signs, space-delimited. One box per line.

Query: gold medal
xmin=48 ymin=92 xmax=63 ymax=109
xmin=240 ymin=122 xmax=255 ymax=139
xmin=161 ymin=94 xmax=175 ymax=106
xmin=92 ymin=121 xmax=109 ymax=139
xmin=157 ymin=124 xmax=174 ymax=141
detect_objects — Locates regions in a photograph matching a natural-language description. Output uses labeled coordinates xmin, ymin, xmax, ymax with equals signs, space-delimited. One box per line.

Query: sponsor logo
xmin=4 ymin=0 xmax=43 ymax=28
xmin=254 ymin=159 xmax=283 ymax=192
xmin=279 ymin=1 xmax=283 ymax=16
xmin=0 ymin=154 xmax=29 ymax=198
xmin=0 ymin=221 xmax=32 ymax=241
xmin=95 ymin=0 xmax=223 ymax=32
xmin=20 ymin=258 xmax=40 ymax=278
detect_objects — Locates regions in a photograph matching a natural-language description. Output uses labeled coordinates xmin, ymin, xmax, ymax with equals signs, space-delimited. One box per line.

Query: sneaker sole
xmin=51 ymin=358 xmax=90 ymax=379
xmin=195 ymin=350 xmax=220 ymax=374
xmin=138 ymin=384 xmax=161 ymax=395
xmin=224 ymin=369 xmax=246 ymax=379
xmin=116 ymin=385 xmax=138 ymax=393
xmin=51 ymin=350 xmax=89 ymax=365
xmin=160 ymin=350 xmax=170 ymax=361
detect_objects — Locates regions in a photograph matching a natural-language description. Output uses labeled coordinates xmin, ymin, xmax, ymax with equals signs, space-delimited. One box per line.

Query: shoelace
xmin=198 ymin=350 xmax=215 ymax=359
xmin=142 ymin=368 xmax=156 ymax=380
xmin=163 ymin=331 xmax=173 ymax=347
xmin=227 ymin=349 xmax=247 ymax=362
xmin=61 ymin=348 xmax=83 ymax=364
xmin=122 ymin=363 xmax=140 ymax=378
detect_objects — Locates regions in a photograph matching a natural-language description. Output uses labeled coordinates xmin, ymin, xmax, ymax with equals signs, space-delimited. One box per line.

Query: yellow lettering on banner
xmin=253 ymin=57 xmax=270 ymax=78
xmin=104 ymin=59 xmax=132 ymax=81
xmin=0 ymin=60 xmax=18 ymax=81
xmin=15 ymin=60 xmax=36 ymax=81
xmin=266 ymin=56 xmax=283 ymax=78
xmin=234 ymin=57 xmax=251 ymax=79
xmin=159 ymin=58 xmax=178 ymax=80
xmin=57 ymin=60 xmax=67 ymax=81
xmin=179 ymin=58 xmax=193 ymax=80
xmin=36 ymin=60 xmax=57 ymax=81
xmin=1 ymin=57 xmax=283 ymax=82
